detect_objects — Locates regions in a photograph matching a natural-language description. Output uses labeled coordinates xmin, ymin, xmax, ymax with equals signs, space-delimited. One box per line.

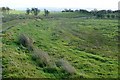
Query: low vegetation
xmin=32 ymin=48 xmax=54 ymax=67
xmin=56 ymin=59 xmax=76 ymax=75
xmin=19 ymin=34 xmax=34 ymax=51
xmin=1 ymin=9 xmax=118 ymax=78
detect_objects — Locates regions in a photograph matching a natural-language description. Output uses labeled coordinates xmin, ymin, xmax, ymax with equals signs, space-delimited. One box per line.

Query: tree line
xmin=0 ymin=7 xmax=11 ymax=14
xmin=62 ymin=9 xmax=119 ymax=19
xmin=0 ymin=6 xmax=119 ymax=19
xmin=26 ymin=8 xmax=49 ymax=16
xmin=0 ymin=7 xmax=50 ymax=16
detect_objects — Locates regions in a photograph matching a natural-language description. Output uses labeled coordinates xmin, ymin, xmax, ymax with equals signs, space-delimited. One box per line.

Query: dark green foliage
xmin=44 ymin=9 xmax=49 ymax=16
xmin=107 ymin=15 xmax=110 ymax=18
xmin=62 ymin=9 xmax=74 ymax=12
xmin=26 ymin=8 xmax=30 ymax=15
xmin=96 ymin=14 xmax=104 ymax=19
xmin=111 ymin=15 xmax=115 ymax=19
xmin=43 ymin=67 xmax=58 ymax=73
xmin=1 ymin=7 xmax=10 ymax=14
xmin=31 ymin=8 xmax=40 ymax=16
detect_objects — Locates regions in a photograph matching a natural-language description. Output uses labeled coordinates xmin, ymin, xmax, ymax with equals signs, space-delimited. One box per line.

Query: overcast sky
xmin=0 ymin=0 xmax=119 ymax=10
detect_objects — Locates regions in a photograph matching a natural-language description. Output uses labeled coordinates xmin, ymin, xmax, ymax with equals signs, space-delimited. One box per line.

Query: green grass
xmin=2 ymin=12 xmax=118 ymax=78
xmin=48 ymin=12 xmax=92 ymax=18
xmin=9 ymin=10 xmax=25 ymax=14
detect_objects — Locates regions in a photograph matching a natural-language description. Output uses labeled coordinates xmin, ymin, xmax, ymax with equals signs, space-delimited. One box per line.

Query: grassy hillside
xmin=1 ymin=12 xmax=118 ymax=78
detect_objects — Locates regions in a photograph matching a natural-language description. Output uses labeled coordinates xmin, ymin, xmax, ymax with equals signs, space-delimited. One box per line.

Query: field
xmin=1 ymin=10 xmax=119 ymax=78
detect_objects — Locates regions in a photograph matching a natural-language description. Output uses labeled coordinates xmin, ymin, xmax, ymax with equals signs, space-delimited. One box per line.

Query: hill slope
xmin=2 ymin=13 xmax=118 ymax=78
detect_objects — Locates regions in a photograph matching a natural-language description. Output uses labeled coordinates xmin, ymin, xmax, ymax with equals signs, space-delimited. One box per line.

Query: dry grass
xmin=19 ymin=34 xmax=34 ymax=51
xmin=56 ymin=59 xmax=76 ymax=75
xmin=32 ymin=48 xmax=55 ymax=67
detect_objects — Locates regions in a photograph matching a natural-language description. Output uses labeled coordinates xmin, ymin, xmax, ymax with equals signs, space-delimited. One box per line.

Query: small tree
xmin=91 ymin=8 xmax=98 ymax=16
xmin=6 ymin=7 xmax=10 ymax=14
xmin=75 ymin=10 xmax=79 ymax=12
xmin=31 ymin=8 xmax=40 ymax=16
xmin=31 ymin=8 xmax=34 ymax=15
xmin=1 ymin=7 xmax=11 ymax=14
xmin=107 ymin=10 xmax=112 ymax=13
xmin=26 ymin=8 xmax=30 ymax=15
xmin=44 ymin=9 xmax=49 ymax=16
xmin=111 ymin=15 xmax=115 ymax=19
xmin=33 ymin=8 xmax=37 ymax=16
xmin=107 ymin=15 xmax=110 ymax=18
xmin=1 ymin=7 xmax=6 ymax=13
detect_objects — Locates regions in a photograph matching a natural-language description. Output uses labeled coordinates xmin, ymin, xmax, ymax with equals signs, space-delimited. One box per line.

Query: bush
xmin=19 ymin=34 xmax=34 ymax=51
xmin=32 ymin=48 xmax=55 ymax=68
xmin=56 ymin=59 xmax=76 ymax=75
xmin=111 ymin=15 xmax=115 ymax=19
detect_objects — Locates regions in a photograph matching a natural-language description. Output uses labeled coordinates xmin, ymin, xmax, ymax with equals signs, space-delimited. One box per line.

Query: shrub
xmin=19 ymin=34 xmax=34 ymax=51
xmin=111 ymin=15 xmax=115 ymax=19
xmin=56 ymin=59 xmax=76 ymax=75
xmin=32 ymin=48 xmax=55 ymax=68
